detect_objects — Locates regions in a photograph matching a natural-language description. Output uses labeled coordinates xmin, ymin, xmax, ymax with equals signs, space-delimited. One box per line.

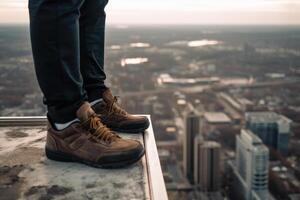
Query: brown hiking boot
xmin=45 ymin=102 xmax=145 ymax=168
xmin=92 ymin=89 xmax=150 ymax=133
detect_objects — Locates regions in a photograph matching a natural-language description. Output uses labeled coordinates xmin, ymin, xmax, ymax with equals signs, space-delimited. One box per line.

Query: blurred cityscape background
xmin=1 ymin=0 xmax=300 ymax=200
xmin=1 ymin=24 xmax=300 ymax=200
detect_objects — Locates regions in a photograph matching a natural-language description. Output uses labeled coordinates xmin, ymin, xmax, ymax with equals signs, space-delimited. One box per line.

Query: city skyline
xmin=0 ymin=20 xmax=300 ymax=200
xmin=0 ymin=0 xmax=300 ymax=25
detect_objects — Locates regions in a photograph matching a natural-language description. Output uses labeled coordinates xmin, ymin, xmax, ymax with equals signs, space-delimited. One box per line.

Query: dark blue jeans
xmin=29 ymin=0 xmax=108 ymax=123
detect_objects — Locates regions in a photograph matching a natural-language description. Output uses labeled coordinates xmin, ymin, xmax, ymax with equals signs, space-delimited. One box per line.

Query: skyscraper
xmin=246 ymin=112 xmax=292 ymax=155
xmin=194 ymin=139 xmax=221 ymax=192
xmin=235 ymin=129 xmax=269 ymax=200
xmin=183 ymin=112 xmax=200 ymax=184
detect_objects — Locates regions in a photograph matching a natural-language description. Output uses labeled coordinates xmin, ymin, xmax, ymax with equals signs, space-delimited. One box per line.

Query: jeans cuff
xmin=86 ymin=85 xmax=108 ymax=102
xmin=47 ymin=99 xmax=86 ymax=123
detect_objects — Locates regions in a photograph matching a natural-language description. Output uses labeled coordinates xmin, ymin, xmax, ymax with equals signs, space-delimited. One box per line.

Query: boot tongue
xmin=102 ymin=89 xmax=114 ymax=103
xmin=76 ymin=102 xmax=95 ymax=122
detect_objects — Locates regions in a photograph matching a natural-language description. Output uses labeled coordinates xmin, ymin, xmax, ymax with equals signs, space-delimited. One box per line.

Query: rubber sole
xmin=45 ymin=148 xmax=145 ymax=169
xmin=110 ymin=127 xmax=147 ymax=134
xmin=109 ymin=119 xmax=150 ymax=134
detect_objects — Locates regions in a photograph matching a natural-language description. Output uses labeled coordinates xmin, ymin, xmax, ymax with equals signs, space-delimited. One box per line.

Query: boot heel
xmin=45 ymin=148 xmax=73 ymax=162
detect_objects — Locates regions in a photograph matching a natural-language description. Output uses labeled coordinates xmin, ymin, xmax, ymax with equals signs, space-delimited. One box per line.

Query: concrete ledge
xmin=0 ymin=116 xmax=168 ymax=200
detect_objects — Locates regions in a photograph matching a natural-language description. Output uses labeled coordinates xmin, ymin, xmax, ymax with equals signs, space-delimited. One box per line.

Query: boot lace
xmin=108 ymin=96 xmax=127 ymax=117
xmin=82 ymin=114 xmax=119 ymax=143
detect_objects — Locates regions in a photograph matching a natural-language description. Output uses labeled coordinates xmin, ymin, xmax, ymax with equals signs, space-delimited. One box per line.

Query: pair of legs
xmin=29 ymin=0 xmax=108 ymax=123
xmin=28 ymin=0 xmax=149 ymax=168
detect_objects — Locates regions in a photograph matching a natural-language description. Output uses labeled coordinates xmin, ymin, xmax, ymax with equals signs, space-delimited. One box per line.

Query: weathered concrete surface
xmin=0 ymin=126 xmax=148 ymax=200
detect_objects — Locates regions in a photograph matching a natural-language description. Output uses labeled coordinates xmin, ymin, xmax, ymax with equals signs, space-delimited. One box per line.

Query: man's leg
xmin=79 ymin=0 xmax=108 ymax=103
xmin=78 ymin=0 xmax=149 ymax=133
xmin=29 ymin=0 xmax=86 ymax=124
xmin=28 ymin=0 xmax=145 ymax=168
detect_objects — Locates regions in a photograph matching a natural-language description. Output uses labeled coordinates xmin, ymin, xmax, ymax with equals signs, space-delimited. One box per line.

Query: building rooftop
xmin=245 ymin=112 xmax=292 ymax=124
xmin=240 ymin=129 xmax=270 ymax=154
xmin=240 ymin=129 xmax=263 ymax=145
xmin=201 ymin=141 xmax=221 ymax=149
xmin=0 ymin=116 xmax=167 ymax=200
xmin=157 ymin=73 xmax=220 ymax=86
xmin=203 ymin=112 xmax=232 ymax=124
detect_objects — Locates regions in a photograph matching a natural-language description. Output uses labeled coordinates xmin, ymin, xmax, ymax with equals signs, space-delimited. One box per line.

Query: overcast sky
xmin=0 ymin=0 xmax=299 ymax=25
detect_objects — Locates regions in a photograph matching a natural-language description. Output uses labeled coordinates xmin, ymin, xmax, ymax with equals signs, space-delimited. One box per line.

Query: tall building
xmin=194 ymin=135 xmax=203 ymax=186
xmin=194 ymin=139 xmax=221 ymax=192
xmin=183 ymin=112 xmax=200 ymax=184
xmin=246 ymin=112 xmax=292 ymax=155
xmin=234 ymin=129 xmax=269 ymax=200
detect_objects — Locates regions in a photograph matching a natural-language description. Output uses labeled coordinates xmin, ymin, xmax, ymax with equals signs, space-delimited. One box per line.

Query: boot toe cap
xmin=97 ymin=140 xmax=144 ymax=164
xmin=119 ymin=116 xmax=150 ymax=130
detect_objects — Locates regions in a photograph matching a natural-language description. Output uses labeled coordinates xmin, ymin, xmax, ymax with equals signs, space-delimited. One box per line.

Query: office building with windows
xmin=246 ymin=112 xmax=292 ymax=155
xmin=194 ymin=139 xmax=221 ymax=192
xmin=183 ymin=112 xmax=200 ymax=184
xmin=233 ymin=129 xmax=269 ymax=200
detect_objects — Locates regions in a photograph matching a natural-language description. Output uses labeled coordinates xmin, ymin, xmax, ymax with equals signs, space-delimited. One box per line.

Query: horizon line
xmin=1 ymin=22 xmax=300 ymax=27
